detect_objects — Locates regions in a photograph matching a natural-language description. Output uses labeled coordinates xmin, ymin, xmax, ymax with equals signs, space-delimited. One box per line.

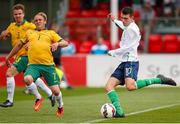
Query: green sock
xmin=107 ymin=90 xmax=124 ymax=115
xmin=136 ymin=78 xmax=161 ymax=89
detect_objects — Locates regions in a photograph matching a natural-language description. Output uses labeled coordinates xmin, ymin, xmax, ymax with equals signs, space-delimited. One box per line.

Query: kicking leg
xmin=135 ymin=75 xmax=176 ymax=89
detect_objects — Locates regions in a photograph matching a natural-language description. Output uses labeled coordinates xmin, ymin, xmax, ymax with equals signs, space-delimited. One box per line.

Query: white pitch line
xmin=85 ymin=102 xmax=180 ymax=123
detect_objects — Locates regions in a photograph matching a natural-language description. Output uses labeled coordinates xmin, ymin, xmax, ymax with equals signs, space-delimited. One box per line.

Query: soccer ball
xmin=100 ymin=103 xmax=116 ymax=118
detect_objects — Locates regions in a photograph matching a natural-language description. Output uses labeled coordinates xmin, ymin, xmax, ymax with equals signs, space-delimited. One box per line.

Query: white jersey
xmin=109 ymin=19 xmax=141 ymax=62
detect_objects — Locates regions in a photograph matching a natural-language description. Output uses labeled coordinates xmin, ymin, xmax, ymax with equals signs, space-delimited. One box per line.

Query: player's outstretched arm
xmin=6 ymin=41 xmax=24 ymax=66
xmin=107 ymin=14 xmax=125 ymax=30
xmin=58 ymin=39 xmax=68 ymax=48
xmin=51 ymin=39 xmax=68 ymax=52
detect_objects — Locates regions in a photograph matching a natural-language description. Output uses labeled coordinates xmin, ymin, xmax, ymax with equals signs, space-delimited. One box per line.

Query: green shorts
xmin=24 ymin=64 xmax=60 ymax=86
xmin=13 ymin=56 xmax=28 ymax=73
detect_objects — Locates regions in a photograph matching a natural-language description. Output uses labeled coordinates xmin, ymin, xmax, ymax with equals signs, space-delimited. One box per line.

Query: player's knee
xmin=126 ymin=86 xmax=136 ymax=91
xmin=6 ymin=72 xmax=13 ymax=77
xmin=54 ymin=91 xmax=60 ymax=96
xmin=105 ymin=83 xmax=114 ymax=92
xmin=6 ymin=66 xmax=18 ymax=77
xmin=24 ymin=75 xmax=33 ymax=86
xmin=50 ymin=86 xmax=60 ymax=96
xmin=6 ymin=69 xmax=14 ymax=77
xmin=125 ymin=79 xmax=136 ymax=91
xmin=125 ymin=81 xmax=136 ymax=91
xmin=126 ymin=83 xmax=136 ymax=91
xmin=52 ymin=89 xmax=60 ymax=96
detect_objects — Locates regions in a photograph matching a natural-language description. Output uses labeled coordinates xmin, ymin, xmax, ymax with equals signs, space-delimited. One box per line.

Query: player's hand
xmin=107 ymin=13 xmax=115 ymax=21
xmin=108 ymin=50 xmax=115 ymax=57
xmin=51 ymin=42 xmax=59 ymax=52
xmin=24 ymin=43 xmax=29 ymax=50
xmin=0 ymin=30 xmax=10 ymax=40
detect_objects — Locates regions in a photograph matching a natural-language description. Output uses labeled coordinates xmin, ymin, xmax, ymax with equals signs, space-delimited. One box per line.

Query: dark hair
xmin=12 ymin=4 xmax=25 ymax=13
xmin=122 ymin=7 xmax=133 ymax=16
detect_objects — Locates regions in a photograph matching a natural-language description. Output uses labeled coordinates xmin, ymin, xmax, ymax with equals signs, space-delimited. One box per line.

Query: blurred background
xmin=0 ymin=0 xmax=180 ymax=87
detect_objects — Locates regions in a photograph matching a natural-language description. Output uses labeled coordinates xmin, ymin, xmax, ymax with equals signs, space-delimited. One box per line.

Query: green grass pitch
xmin=0 ymin=87 xmax=180 ymax=123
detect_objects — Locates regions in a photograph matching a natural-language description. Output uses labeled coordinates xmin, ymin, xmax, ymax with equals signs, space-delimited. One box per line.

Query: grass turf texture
xmin=0 ymin=87 xmax=180 ymax=123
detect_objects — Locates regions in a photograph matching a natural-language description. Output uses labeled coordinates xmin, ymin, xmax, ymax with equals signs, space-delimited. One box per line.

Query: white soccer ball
xmin=100 ymin=103 xmax=116 ymax=118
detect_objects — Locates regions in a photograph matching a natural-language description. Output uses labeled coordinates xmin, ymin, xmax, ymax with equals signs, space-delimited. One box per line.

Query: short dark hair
xmin=12 ymin=4 xmax=25 ymax=13
xmin=122 ymin=7 xmax=133 ymax=16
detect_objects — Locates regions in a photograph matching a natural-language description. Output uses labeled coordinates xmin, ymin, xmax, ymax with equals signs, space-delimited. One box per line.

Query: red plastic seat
xmin=98 ymin=2 xmax=109 ymax=10
xmin=78 ymin=41 xmax=94 ymax=54
xmin=66 ymin=11 xmax=80 ymax=18
xmin=69 ymin=0 xmax=81 ymax=10
xmin=71 ymin=41 xmax=80 ymax=53
xmin=95 ymin=10 xmax=109 ymax=18
xmin=148 ymin=34 xmax=163 ymax=53
xmin=81 ymin=10 xmax=95 ymax=18
xmin=133 ymin=10 xmax=140 ymax=23
xmin=164 ymin=34 xmax=178 ymax=42
xmin=65 ymin=19 xmax=77 ymax=26
xmin=163 ymin=34 xmax=178 ymax=53
xmin=77 ymin=19 xmax=96 ymax=26
xmin=134 ymin=10 xmax=140 ymax=19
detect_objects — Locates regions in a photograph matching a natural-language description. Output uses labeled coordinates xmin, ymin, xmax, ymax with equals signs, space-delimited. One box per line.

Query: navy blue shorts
xmin=111 ymin=61 xmax=139 ymax=85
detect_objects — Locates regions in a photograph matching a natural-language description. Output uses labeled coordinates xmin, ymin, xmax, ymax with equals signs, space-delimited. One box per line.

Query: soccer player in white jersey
xmin=106 ymin=7 xmax=176 ymax=118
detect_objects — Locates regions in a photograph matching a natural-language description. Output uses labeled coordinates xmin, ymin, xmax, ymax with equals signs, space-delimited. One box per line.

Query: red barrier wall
xmin=0 ymin=55 xmax=86 ymax=87
xmin=61 ymin=55 xmax=86 ymax=87
xmin=0 ymin=57 xmax=26 ymax=87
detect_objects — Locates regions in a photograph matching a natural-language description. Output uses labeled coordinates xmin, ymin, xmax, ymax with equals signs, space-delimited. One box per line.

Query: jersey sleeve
xmin=6 ymin=23 xmax=13 ymax=33
xmin=51 ymin=30 xmax=62 ymax=43
xmin=28 ymin=23 xmax=36 ymax=30
xmin=110 ymin=28 xmax=139 ymax=57
xmin=114 ymin=19 xmax=125 ymax=30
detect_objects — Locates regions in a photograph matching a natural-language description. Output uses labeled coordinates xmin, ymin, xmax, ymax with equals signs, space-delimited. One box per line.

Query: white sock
xmin=56 ymin=91 xmax=63 ymax=108
xmin=35 ymin=78 xmax=52 ymax=97
xmin=27 ymin=83 xmax=41 ymax=99
xmin=7 ymin=77 xmax=15 ymax=103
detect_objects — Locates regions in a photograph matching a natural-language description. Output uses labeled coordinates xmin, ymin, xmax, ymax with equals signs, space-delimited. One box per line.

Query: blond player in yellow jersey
xmin=5 ymin=12 xmax=68 ymax=116
xmin=0 ymin=4 xmax=55 ymax=109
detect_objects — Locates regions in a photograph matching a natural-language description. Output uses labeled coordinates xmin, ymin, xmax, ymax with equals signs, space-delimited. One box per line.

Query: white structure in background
xmin=57 ymin=0 xmax=68 ymax=25
xmin=87 ymin=54 xmax=180 ymax=87
xmin=110 ymin=0 xmax=119 ymax=48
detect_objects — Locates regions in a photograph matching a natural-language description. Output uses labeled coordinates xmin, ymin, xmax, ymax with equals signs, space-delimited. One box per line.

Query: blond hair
xmin=36 ymin=12 xmax=47 ymax=21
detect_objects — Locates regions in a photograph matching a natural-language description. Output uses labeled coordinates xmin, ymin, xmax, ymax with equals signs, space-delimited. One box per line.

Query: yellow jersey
xmin=21 ymin=29 xmax=62 ymax=65
xmin=7 ymin=21 xmax=36 ymax=59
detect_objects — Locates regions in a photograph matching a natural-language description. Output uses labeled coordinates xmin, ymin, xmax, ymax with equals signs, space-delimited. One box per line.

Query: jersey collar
xmin=35 ymin=27 xmax=47 ymax=31
xmin=15 ymin=20 xmax=26 ymax=26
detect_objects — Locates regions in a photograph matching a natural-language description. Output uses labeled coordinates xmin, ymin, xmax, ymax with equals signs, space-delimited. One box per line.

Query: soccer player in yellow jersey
xmin=5 ymin=12 xmax=68 ymax=116
xmin=0 ymin=4 xmax=55 ymax=109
